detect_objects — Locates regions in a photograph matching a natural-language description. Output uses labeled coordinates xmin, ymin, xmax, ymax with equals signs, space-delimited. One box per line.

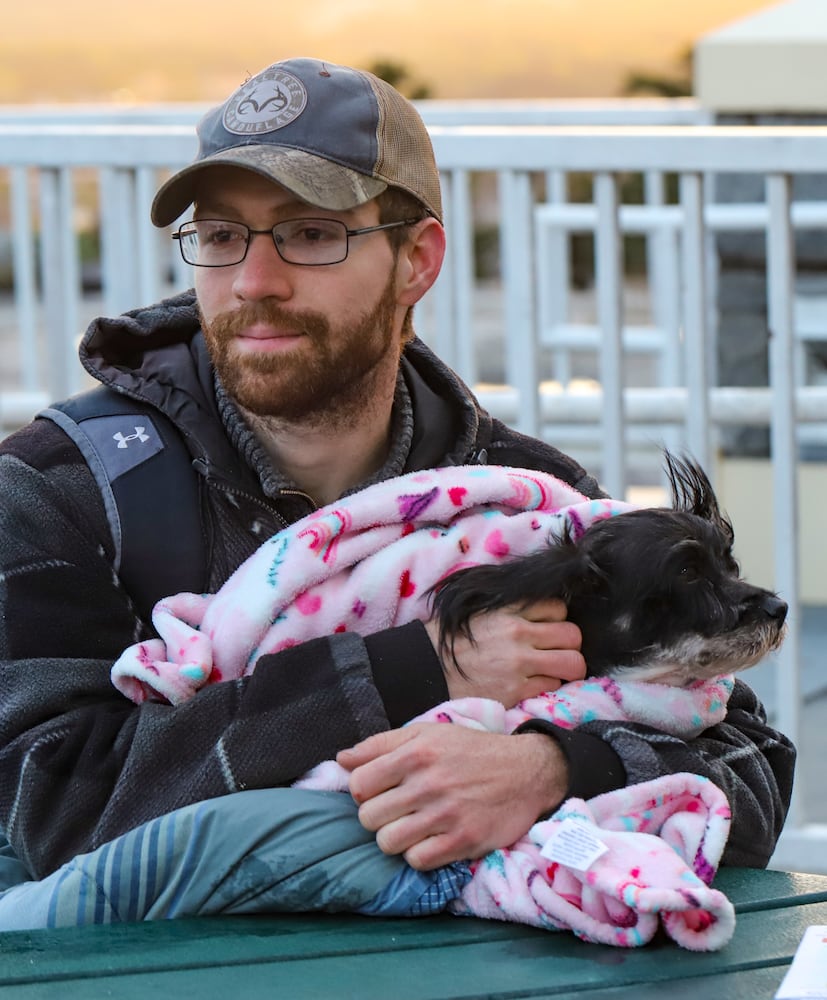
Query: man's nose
xmin=232 ymin=232 xmax=293 ymax=301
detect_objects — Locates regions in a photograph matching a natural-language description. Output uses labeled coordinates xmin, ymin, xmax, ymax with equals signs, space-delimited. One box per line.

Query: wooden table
xmin=0 ymin=868 xmax=825 ymax=998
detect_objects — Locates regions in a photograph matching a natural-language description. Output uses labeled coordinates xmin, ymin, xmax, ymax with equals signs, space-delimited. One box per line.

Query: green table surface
xmin=0 ymin=868 xmax=825 ymax=999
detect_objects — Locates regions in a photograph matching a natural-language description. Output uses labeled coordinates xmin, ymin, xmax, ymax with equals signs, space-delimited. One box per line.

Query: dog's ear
xmin=664 ymin=451 xmax=734 ymax=541
xmin=429 ymin=540 xmax=607 ymax=675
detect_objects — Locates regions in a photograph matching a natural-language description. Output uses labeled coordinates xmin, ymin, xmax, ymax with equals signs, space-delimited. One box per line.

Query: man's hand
xmin=424 ymin=597 xmax=585 ymax=707
xmin=337 ymin=725 xmax=569 ymax=870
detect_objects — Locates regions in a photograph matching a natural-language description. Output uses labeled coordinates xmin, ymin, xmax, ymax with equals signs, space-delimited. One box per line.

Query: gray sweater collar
xmin=215 ymin=369 xmax=415 ymax=502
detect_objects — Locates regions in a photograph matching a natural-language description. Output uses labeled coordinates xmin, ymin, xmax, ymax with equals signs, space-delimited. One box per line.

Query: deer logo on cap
xmin=222 ymin=67 xmax=308 ymax=136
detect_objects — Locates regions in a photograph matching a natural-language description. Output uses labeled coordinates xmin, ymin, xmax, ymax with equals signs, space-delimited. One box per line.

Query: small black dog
xmin=432 ymin=453 xmax=787 ymax=686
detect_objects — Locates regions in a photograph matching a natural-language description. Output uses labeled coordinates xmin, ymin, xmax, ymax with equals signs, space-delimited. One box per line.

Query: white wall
xmin=695 ymin=0 xmax=827 ymax=113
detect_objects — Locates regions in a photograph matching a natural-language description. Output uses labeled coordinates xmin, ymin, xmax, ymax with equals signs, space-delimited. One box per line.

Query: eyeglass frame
xmin=172 ymin=217 xmax=421 ymax=268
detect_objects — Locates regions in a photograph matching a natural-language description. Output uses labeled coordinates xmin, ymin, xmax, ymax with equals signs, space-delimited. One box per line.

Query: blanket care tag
xmin=776 ymin=926 xmax=827 ymax=999
xmin=540 ymin=818 xmax=609 ymax=872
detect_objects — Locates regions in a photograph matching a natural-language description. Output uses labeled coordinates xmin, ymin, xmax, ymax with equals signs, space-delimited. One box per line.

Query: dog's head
xmin=432 ymin=454 xmax=787 ymax=686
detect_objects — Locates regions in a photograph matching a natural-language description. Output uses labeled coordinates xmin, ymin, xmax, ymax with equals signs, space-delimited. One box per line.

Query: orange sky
xmin=1 ymin=0 xmax=779 ymax=103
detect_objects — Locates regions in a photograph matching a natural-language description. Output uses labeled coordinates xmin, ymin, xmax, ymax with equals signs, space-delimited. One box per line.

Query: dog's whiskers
xmin=605 ymin=621 xmax=787 ymax=686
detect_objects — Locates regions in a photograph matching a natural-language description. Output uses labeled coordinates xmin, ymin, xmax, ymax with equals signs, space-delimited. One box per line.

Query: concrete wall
xmin=697 ymin=41 xmax=827 ymax=113
xmin=695 ymin=0 xmax=827 ymax=114
xmin=717 ymin=456 xmax=827 ymax=603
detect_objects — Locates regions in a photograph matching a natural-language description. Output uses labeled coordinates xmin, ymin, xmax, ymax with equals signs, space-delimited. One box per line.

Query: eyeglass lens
xmin=178 ymin=219 xmax=350 ymax=267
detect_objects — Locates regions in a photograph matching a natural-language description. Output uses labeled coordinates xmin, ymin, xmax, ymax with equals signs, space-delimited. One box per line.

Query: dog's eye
xmin=680 ymin=564 xmax=702 ymax=583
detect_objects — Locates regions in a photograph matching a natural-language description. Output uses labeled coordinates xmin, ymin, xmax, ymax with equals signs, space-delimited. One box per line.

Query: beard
xmin=200 ymin=271 xmax=399 ymax=424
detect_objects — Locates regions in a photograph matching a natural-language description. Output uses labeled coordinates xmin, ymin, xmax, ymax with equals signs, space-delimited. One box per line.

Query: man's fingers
xmin=521 ymin=597 xmax=570 ymax=623
xmin=357 ymin=788 xmax=410 ymax=835
xmin=528 ymin=647 xmax=587 ymax=684
xmin=339 ymin=727 xmax=572 ymax=871
xmin=340 ymin=724 xmax=438 ymax=804
xmin=336 ymin=727 xmax=413 ymax=771
xmin=529 ymin=620 xmax=582 ymax=652
xmin=403 ymin=833 xmax=463 ymax=872
xmin=370 ymin=807 xmax=436 ymax=855
xmin=370 ymin=800 xmax=469 ymax=868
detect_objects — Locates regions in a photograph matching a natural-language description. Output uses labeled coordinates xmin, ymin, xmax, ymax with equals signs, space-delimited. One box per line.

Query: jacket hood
xmin=81 ymin=290 xmax=206 ymax=408
xmin=79 ymin=289 xmax=490 ymax=475
xmin=80 ymin=290 xmax=251 ymax=480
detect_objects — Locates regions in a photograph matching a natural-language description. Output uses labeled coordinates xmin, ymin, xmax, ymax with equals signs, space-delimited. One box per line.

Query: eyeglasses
xmin=172 ymin=217 xmax=419 ymax=267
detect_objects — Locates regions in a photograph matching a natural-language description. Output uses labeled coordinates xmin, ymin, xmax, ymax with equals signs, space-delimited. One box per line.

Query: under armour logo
xmin=113 ymin=427 xmax=150 ymax=449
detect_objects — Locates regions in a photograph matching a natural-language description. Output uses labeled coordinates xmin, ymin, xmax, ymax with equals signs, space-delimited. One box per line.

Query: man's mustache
xmin=204 ymin=302 xmax=329 ymax=340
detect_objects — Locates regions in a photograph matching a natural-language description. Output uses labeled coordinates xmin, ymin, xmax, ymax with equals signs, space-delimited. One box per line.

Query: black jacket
xmin=0 ymin=290 xmax=795 ymax=877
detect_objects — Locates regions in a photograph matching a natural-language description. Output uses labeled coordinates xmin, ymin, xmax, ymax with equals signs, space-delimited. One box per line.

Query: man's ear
xmin=396 ymin=218 xmax=446 ymax=307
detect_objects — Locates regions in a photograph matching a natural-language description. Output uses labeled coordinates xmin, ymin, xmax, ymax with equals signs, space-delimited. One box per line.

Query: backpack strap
xmin=40 ymin=386 xmax=207 ymax=620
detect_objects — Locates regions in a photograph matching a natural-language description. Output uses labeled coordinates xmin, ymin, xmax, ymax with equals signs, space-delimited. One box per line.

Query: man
xmin=0 ymin=58 xmax=793 ymax=895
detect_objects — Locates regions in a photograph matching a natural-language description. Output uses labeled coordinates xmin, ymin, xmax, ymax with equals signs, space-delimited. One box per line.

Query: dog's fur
xmin=432 ymin=453 xmax=787 ymax=687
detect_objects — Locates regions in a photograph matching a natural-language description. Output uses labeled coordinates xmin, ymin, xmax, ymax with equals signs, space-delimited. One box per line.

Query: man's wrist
xmin=515 ymin=731 xmax=571 ymax=819
xmin=514 ymin=719 xmax=627 ymax=803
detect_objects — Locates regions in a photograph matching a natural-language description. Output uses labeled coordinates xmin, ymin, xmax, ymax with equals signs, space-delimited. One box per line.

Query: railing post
xmin=450 ymin=169 xmax=477 ymax=384
xmin=498 ymin=169 xmax=538 ymax=436
xmin=426 ymin=170 xmax=457 ymax=369
xmin=542 ymin=169 xmax=572 ymax=385
xmin=99 ymin=167 xmax=139 ymax=318
xmin=679 ymin=172 xmax=712 ymax=470
xmin=594 ymin=172 xmax=626 ymax=498
xmin=645 ymin=170 xmax=682 ymax=464
xmin=766 ymin=172 xmax=801 ymax=827
xmin=38 ymin=167 xmax=80 ymax=400
xmin=136 ymin=166 xmax=162 ymax=306
xmin=10 ymin=168 xmax=39 ymax=393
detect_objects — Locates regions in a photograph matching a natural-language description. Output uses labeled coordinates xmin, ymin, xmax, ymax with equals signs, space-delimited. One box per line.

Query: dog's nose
xmin=761 ymin=594 xmax=788 ymax=624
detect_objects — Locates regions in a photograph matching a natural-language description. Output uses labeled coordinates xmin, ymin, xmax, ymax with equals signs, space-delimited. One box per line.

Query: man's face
xmin=193 ymin=166 xmax=405 ymax=422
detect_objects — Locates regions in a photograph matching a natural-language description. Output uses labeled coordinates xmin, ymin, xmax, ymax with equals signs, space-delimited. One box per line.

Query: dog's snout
xmin=761 ymin=593 xmax=788 ymax=625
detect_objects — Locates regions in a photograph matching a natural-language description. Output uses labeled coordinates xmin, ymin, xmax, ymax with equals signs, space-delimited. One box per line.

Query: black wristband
xmin=364 ymin=621 xmax=449 ymax=728
xmin=514 ymin=718 xmax=627 ymax=802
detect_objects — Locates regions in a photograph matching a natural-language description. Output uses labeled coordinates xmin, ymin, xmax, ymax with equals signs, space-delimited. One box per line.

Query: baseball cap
xmin=151 ymin=57 xmax=443 ymax=227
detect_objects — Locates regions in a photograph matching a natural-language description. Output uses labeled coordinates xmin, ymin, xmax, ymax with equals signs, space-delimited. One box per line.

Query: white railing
xmin=0 ymin=96 xmax=712 ymax=127
xmin=0 ymin=96 xmax=711 ymax=417
xmin=1 ymin=104 xmax=826 ymax=872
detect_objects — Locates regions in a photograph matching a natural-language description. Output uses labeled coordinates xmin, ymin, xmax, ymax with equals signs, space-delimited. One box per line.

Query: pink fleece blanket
xmin=112 ymin=465 xmax=632 ymax=703
xmin=458 ymin=771 xmax=734 ymax=950
xmin=297 ymin=683 xmax=736 ymax=951
xmin=111 ymin=466 xmax=736 ymax=950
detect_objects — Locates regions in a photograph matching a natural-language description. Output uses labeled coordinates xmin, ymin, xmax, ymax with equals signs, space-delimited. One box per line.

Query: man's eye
xmin=203 ymin=227 xmax=241 ymax=245
xmin=278 ymin=221 xmax=341 ymax=244
xmin=296 ymin=225 xmax=337 ymax=243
